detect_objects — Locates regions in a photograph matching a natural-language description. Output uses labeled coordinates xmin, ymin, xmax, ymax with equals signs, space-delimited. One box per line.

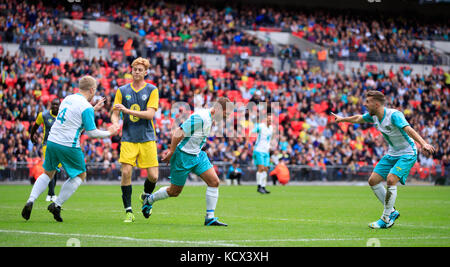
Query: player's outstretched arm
xmin=85 ymin=124 xmax=119 ymax=139
xmin=403 ymin=125 xmax=436 ymax=156
xmin=330 ymin=112 xmax=365 ymax=124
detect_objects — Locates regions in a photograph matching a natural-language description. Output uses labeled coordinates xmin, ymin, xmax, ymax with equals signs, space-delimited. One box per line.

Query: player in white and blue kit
xmin=332 ymin=90 xmax=435 ymax=229
xmin=22 ymin=76 xmax=119 ymax=222
xmin=141 ymin=97 xmax=231 ymax=226
xmin=252 ymin=112 xmax=273 ymax=194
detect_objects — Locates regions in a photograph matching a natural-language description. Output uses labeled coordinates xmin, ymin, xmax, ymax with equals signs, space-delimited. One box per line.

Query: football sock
xmin=205 ymin=187 xmax=218 ymax=219
xmin=148 ymin=186 xmax=169 ymax=204
xmin=383 ymin=186 xmax=397 ymax=219
xmin=371 ymin=183 xmax=386 ymax=205
xmin=47 ymin=175 xmax=57 ymax=196
xmin=261 ymin=172 xmax=267 ymax=188
xmin=144 ymin=178 xmax=156 ymax=194
xmin=121 ymin=185 xmax=132 ymax=213
xmin=28 ymin=173 xmax=51 ymax=203
xmin=54 ymin=177 xmax=82 ymax=207
xmin=256 ymin=172 xmax=263 ymax=186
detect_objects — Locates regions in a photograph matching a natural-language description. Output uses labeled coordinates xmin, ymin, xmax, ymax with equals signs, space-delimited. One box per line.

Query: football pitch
xmin=0 ymin=184 xmax=449 ymax=247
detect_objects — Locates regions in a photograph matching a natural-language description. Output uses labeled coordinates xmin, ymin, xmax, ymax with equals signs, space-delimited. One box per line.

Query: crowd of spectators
xmin=0 ymin=0 xmax=90 ymax=53
xmin=0 ymin=0 xmax=449 ymax=181
xmin=75 ymin=1 xmax=448 ymax=64
xmin=2 ymin=0 xmax=447 ymax=65
xmin=0 ymin=44 xmax=449 ymax=181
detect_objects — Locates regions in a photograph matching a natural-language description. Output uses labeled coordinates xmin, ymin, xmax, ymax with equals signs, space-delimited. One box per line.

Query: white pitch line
xmin=1 ymin=204 xmax=449 ymax=230
xmin=1 ymin=229 xmax=449 ymax=246
xmin=0 ymin=229 xmax=239 ymax=247
xmin=213 ymin=236 xmax=450 ymax=243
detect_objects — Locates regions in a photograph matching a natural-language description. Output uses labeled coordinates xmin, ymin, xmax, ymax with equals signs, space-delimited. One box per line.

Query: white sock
xmin=54 ymin=177 xmax=83 ymax=207
xmin=383 ymin=186 xmax=397 ymax=219
xmin=261 ymin=172 xmax=267 ymax=187
xmin=371 ymin=183 xmax=386 ymax=205
xmin=28 ymin=173 xmax=51 ymax=203
xmin=205 ymin=187 xmax=218 ymax=219
xmin=256 ymin=172 xmax=263 ymax=186
xmin=148 ymin=186 xmax=169 ymax=204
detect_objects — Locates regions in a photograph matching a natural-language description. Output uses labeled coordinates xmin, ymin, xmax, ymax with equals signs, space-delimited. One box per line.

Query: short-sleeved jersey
xmin=113 ymin=83 xmax=159 ymax=143
xmin=47 ymin=93 xmax=97 ymax=148
xmin=362 ymin=108 xmax=417 ymax=157
xmin=178 ymin=108 xmax=212 ymax=155
xmin=35 ymin=110 xmax=57 ymax=145
xmin=252 ymin=123 xmax=273 ymax=153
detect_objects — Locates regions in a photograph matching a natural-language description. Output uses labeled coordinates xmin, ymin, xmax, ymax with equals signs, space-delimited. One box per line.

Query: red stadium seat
xmin=111 ymin=142 xmax=119 ymax=150
xmin=291 ymin=121 xmax=303 ymax=132
xmin=4 ymin=121 xmax=12 ymax=129
xmin=21 ymin=121 xmax=30 ymax=130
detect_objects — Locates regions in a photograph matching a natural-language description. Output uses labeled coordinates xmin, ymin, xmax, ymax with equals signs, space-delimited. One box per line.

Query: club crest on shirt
xmin=125 ymin=94 xmax=132 ymax=100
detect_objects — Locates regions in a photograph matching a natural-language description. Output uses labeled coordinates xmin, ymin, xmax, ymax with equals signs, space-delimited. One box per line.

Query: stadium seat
xmin=419 ymin=167 xmax=430 ymax=179
xmin=111 ymin=142 xmax=118 ymax=150
xmin=21 ymin=121 xmax=30 ymax=130
xmin=357 ymin=52 xmax=367 ymax=62
xmin=140 ymin=168 xmax=148 ymax=178
xmin=4 ymin=121 xmax=12 ymax=129
xmin=291 ymin=121 xmax=303 ymax=132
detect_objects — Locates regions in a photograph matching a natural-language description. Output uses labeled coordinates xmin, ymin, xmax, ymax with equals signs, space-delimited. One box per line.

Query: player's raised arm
xmin=330 ymin=112 xmax=366 ymax=124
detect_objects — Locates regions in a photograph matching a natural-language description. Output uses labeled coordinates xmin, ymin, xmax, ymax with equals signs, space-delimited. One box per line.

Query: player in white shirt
xmin=331 ymin=90 xmax=435 ymax=229
xmin=22 ymin=76 xmax=119 ymax=222
xmin=252 ymin=112 xmax=273 ymax=194
xmin=141 ymin=97 xmax=231 ymax=226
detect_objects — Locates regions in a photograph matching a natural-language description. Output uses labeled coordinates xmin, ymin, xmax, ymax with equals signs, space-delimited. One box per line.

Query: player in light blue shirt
xmin=141 ymin=97 xmax=232 ymax=226
xmin=252 ymin=112 xmax=273 ymax=194
xmin=331 ymin=90 xmax=435 ymax=229
xmin=22 ymin=76 xmax=119 ymax=222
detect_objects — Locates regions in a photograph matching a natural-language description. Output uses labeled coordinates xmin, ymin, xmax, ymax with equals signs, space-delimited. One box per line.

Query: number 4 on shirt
xmin=57 ymin=108 xmax=68 ymax=124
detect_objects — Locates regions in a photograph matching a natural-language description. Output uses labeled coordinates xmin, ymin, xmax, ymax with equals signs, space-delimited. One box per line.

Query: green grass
xmin=0 ymin=184 xmax=449 ymax=247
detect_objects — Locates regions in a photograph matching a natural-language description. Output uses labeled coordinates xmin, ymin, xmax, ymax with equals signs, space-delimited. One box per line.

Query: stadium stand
xmin=0 ymin=0 xmax=449 ymax=183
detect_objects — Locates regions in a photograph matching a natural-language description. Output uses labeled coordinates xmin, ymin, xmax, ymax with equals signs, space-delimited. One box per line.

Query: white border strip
xmin=1 ymin=229 xmax=449 ymax=246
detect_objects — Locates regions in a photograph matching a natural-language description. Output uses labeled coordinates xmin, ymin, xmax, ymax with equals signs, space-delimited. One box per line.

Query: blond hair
xmin=79 ymin=75 xmax=97 ymax=91
xmin=366 ymin=90 xmax=386 ymax=105
xmin=131 ymin=57 xmax=150 ymax=70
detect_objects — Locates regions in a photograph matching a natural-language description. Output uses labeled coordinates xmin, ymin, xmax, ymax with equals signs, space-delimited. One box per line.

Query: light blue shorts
xmin=253 ymin=151 xmax=270 ymax=167
xmin=373 ymin=154 xmax=417 ymax=185
xmin=43 ymin=141 xmax=86 ymax=178
xmin=169 ymin=147 xmax=213 ymax=186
